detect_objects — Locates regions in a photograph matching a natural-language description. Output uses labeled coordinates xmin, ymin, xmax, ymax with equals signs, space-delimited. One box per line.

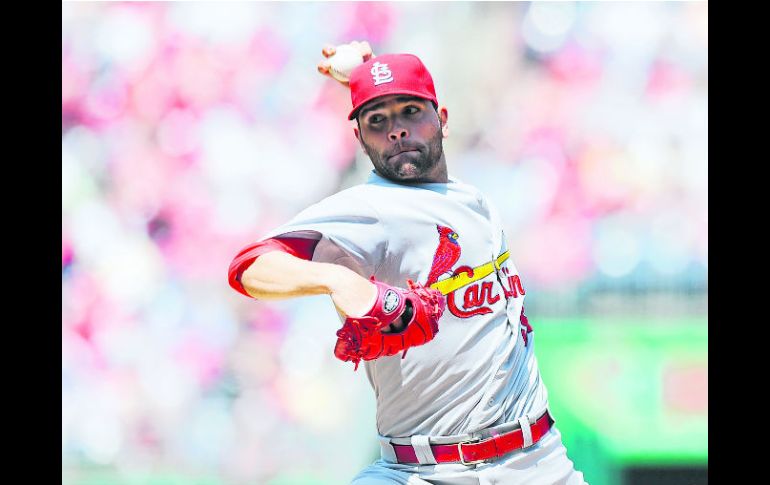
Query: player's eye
xmin=368 ymin=114 xmax=385 ymax=124
xmin=404 ymin=106 xmax=420 ymax=115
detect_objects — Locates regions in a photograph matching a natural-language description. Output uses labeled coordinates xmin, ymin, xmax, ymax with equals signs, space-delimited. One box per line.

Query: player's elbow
xmin=228 ymin=250 xmax=275 ymax=299
xmin=238 ymin=256 xmax=276 ymax=299
xmin=238 ymin=251 xmax=295 ymax=299
xmin=228 ymin=238 xmax=300 ymax=299
xmin=228 ymin=242 xmax=323 ymax=300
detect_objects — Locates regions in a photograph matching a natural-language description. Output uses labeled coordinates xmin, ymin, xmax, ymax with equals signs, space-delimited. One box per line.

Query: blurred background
xmin=62 ymin=2 xmax=707 ymax=484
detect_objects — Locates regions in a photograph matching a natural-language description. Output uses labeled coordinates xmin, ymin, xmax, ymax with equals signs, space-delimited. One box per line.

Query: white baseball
xmin=329 ymin=44 xmax=364 ymax=83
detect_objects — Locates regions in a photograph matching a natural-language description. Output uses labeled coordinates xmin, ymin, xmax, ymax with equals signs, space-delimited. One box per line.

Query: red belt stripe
xmin=391 ymin=411 xmax=554 ymax=465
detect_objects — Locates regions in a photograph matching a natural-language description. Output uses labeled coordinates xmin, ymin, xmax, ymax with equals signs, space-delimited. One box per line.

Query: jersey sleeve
xmin=258 ymin=190 xmax=389 ymax=277
xmin=227 ymin=236 xmax=320 ymax=297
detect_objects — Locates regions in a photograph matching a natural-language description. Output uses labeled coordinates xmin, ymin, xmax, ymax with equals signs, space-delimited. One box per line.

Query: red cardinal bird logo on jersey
xmin=426 ymin=225 xmax=462 ymax=286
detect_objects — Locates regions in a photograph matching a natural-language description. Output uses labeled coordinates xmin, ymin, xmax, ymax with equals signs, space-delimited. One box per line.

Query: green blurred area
xmin=64 ymin=317 xmax=707 ymax=485
xmin=535 ymin=316 xmax=708 ymax=485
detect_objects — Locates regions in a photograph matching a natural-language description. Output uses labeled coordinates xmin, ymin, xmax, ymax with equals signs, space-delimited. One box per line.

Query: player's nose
xmin=388 ymin=127 xmax=409 ymax=141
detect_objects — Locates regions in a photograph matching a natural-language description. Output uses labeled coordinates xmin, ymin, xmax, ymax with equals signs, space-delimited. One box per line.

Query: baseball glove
xmin=333 ymin=277 xmax=446 ymax=370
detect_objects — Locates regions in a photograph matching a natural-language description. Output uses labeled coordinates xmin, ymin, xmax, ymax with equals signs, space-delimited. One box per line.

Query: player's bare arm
xmin=240 ymin=250 xmax=377 ymax=315
xmin=241 ymin=251 xmax=410 ymax=333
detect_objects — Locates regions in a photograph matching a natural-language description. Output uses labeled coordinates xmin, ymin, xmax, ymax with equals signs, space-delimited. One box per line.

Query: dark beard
xmin=362 ymin=128 xmax=444 ymax=183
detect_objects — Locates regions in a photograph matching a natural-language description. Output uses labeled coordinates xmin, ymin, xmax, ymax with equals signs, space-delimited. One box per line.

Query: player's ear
xmin=438 ymin=105 xmax=449 ymax=138
xmin=353 ymin=125 xmax=366 ymax=150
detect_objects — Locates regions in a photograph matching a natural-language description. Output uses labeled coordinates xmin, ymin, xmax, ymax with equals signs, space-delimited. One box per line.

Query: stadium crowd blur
xmin=62 ymin=2 xmax=707 ymax=484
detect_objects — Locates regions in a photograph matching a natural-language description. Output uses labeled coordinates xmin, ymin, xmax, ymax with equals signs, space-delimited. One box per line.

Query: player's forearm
xmin=241 ymin=250 xmax=341 ymax=299
xmin=240 ymin=251 xmax=376 ymax=315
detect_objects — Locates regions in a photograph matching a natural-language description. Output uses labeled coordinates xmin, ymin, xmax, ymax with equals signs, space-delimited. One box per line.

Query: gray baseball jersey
xmin=261 ymin=170 xmax=549 ymax=439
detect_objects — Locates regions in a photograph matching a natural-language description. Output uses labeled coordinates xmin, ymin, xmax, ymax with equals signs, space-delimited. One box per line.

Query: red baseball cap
xmin=347 ymin=53 xmax=439 ymax=120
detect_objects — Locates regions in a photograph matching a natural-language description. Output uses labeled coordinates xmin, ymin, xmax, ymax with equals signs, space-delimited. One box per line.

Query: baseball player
xmin=228 ymin=41 xmax=586 ymax=484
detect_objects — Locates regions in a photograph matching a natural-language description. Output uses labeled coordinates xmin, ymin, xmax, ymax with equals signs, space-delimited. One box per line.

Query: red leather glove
xmin=333 ymin=277 xmax=446 ymax=370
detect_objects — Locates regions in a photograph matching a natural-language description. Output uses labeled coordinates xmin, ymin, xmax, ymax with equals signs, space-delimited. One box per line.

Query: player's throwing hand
xmin=317 ymin=40 xmax=375 ymax=86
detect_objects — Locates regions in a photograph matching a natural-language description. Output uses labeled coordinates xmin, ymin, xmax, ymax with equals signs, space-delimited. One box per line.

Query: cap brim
xmin=348 ymin=90 xmax=439 ymax=120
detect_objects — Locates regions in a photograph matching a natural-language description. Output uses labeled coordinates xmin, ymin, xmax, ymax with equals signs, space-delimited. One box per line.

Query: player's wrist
xmin=325 ymin=265 xmax=378 ymax=317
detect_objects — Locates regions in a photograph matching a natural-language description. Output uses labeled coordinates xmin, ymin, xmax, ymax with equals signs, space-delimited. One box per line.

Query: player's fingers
xmin=347 ymin=40 xmax=375 ymax=61
xmin=317 ymin=64 xmax=350 ymax=86
xmin=321 ymin=45 xmax=336 ymax=58
xmin=358 ymin=40 xmax=374 ymax=58
xmin=317 ymin=60 xmax=331 ymax=74
xmin=359 ymin=41 xmax=375 ymax=60
xmin=349 ymin=40 xmax=364 ymax=53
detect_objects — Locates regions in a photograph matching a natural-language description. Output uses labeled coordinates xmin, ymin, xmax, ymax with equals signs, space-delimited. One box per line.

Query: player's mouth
xmin=388 ymin=147 xmax=421 ymax=159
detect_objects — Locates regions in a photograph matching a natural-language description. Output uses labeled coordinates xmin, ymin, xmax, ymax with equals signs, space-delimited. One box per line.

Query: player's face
xmin=356 ymin=95 xmax=448 ymax=183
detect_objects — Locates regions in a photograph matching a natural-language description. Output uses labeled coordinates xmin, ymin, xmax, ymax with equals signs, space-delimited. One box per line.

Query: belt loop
xmin=411 ymin=435 xmax=438 ymax=465
xmin=517 ymin=415 xmax=533 ymax=448
xmin=378 ymin=435 xmax=398 ymax=463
